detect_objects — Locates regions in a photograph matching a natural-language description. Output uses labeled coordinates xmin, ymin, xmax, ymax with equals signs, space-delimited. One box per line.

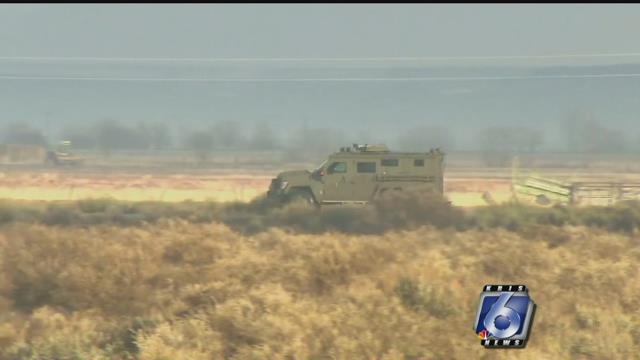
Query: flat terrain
xmin=3 ymin=150 xmax=640 ymax=206
xmin=1 ymin=151 xmax=640 ymax=359
xmin=0 ymin=167 xmax=517 ymax=205
xmin=0 ymin=170 xmax=272 ymax=202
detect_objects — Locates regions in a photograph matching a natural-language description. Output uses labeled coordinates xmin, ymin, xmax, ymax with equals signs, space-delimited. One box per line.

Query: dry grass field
xmin=0 ymin=170 xmax=500 ymax=206
xmin=0 ymin=195 xmax=640 ymax=359
xmin=1 ymin=153 xmax=640 ymax=359
xmin=0 ymin=168 xmax=577 ymax=207
xmin=0 ymin=171 xmax=272 ymax=203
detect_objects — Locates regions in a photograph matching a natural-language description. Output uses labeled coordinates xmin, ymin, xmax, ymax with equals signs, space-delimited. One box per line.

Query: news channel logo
xmin=473 ymin=284 xmax=536 ymax=348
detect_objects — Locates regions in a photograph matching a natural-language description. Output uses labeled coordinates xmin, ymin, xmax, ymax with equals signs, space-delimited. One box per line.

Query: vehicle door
xmin=350 ymin=160 xmax=378 ymax=201
xmin=322 ymin=160 xmax=352 ymax=201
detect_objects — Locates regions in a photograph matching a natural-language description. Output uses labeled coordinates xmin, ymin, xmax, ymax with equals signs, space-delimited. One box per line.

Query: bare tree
xmin=563 ymin=110 xmax=628 ymax=153
xmin=2 ymin=123 xmax=47 ymax=147
xmin=95 ymin=119 xmax=153 ymax=156
xmin=248 ymin=122 xmax=278 ymax=150
xmin=212 ymin=121 xmax=245 ymax=149
xmin=290 ymin=125 xmax=346 ymax=157
xmin=59 ymin=125 xmax=96 ymax=149
xmin=137 ymin=121 xmax=171 ymax=151
xmin=479 ymin=126 xmax=544 ymax=166
xmin=395 ymin=125 xmax=455 ymax=152
xmin=184 ymin=130 xmax=215 ymax=163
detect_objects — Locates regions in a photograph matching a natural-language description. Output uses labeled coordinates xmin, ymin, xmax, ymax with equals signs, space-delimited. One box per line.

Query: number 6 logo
xmin=483 ymin=292 xmax=521 ymax=339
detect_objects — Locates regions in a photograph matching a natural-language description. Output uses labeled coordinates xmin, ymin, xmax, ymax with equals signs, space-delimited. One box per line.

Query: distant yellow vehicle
xmin=45 ymin=140 xmax=85 ymax=167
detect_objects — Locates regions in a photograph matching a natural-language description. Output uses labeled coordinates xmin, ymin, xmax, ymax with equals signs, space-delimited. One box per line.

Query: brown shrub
xmin=0 ymin=218 xmax=638 ymax=359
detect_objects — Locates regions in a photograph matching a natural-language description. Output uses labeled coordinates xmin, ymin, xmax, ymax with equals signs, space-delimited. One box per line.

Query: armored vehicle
xmin=267 ymin=144 xmax=445 ymax=205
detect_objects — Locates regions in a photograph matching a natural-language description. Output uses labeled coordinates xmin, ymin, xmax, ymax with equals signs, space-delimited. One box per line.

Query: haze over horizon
xmin=1 ymin=4 xmax=640 ymax=151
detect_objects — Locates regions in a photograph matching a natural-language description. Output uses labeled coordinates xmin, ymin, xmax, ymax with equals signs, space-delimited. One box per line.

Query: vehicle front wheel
xmin=286 ymin=188 xmax=317 ymax=207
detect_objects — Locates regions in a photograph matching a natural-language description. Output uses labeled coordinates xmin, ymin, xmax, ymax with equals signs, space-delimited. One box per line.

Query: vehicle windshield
xmin=313 ymin=160 xmax=327 ymax=173
xmin=311 ymin=160 xmax=327 ymax=175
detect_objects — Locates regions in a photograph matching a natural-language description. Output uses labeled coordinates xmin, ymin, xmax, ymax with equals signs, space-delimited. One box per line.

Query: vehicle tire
xmin=286 ymin=188 xmax=317 ymax=207
xmin=377 ymin=187 xmax=402 ymax=198
xmin=376 ymin=188 xmax=395 ymax=199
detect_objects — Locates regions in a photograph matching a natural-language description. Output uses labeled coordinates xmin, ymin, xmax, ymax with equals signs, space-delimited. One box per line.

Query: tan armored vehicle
xmin=267 ymin=144 xmax=445 ymax=205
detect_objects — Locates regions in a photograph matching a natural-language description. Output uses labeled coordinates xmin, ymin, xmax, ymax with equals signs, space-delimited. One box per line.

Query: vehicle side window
xmin=357 ymin=162 xmax=376 ymax=173
xmin=414 ymin=159 xmax=424 ymax=167
xmin=327 ymin=162 xmax=347 ymax=174
xmin=381 ymin=158 xmax=399 ymax=167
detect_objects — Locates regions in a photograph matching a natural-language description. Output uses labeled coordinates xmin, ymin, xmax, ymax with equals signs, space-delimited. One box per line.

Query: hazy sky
xmin=1 ymin=4 xmax=640 ymax=150
xmin=1 ymin=4 xmax=639 ymax=63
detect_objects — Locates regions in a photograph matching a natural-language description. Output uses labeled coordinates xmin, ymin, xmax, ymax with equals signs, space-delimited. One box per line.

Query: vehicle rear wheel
xmin=376 ymin=187 xmax=402 ymax=199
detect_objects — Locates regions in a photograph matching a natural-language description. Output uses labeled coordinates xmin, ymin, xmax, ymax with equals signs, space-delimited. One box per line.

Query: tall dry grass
xmin=0 ymin=208 xmax=639 ymax=359
xmin=2 ymin=193 xmax=640 ymax=235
